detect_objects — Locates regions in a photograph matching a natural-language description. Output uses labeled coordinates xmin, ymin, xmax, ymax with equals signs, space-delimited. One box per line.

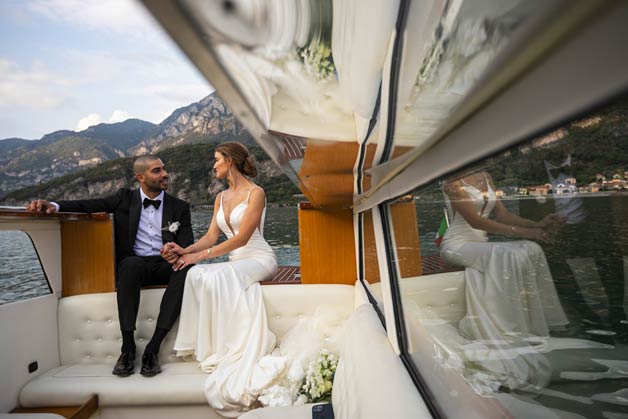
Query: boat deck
xmin=261 ymin=255 xmax=459 ymax=285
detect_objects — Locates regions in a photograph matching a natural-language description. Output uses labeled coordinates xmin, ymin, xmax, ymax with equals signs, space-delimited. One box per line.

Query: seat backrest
xmin=58 ymin=284 xmax=355 ymax=365
xmin=332 ymin=304 xmax=431 ymax=419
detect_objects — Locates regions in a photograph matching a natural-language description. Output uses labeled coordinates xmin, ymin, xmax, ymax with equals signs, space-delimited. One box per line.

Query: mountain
xmin=130 ymin=94 xmax=250 ymax=155
xmin=0 ymin=93 xmax=247 ymax=197
xmin=0 ymin=143 xmax=300 ymax=205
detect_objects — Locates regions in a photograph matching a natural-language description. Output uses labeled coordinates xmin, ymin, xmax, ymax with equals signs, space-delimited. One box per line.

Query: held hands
xmin=161 ymin=242 xmax=182 ymax=265
xmin=518 ymin=226 xmax=552 ymax=243
xmin=172 ymin=252 xmax=202 ymax=271
xmin=25 ymin=199 xmax=57 ymax=214
xmin=161 ymin=242 xmax=202 ymax=270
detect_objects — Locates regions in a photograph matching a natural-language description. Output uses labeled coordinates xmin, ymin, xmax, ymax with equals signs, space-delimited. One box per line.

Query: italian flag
xmin=434 ymin=211 xmax=449 ymax=246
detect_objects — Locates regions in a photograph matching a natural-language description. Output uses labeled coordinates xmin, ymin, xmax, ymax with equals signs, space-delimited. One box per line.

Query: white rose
xmin=167 ymin=221 xmax=180 ymax=233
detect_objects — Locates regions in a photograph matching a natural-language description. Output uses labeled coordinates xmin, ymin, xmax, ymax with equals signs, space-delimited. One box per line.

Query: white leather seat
xmin=19 ymin=284 xmax=355 ymax=416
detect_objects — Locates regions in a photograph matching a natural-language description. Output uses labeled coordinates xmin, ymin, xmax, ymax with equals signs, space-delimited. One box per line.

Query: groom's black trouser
xmin=116 ymin=255 xmax=192 ymax=332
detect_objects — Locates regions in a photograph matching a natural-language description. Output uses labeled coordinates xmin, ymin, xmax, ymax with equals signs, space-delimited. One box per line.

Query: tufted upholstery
xmin=20 ymin=284 xmax=355 ymax=410
xmin=58 ymin=289 xmax=184 ymax=366
xmin=399 ymin=271 xmax=466 ymax=325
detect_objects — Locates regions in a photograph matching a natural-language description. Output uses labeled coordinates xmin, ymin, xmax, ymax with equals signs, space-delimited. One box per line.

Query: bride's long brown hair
xmin=215 ymin=142 xmax=258 ymax=178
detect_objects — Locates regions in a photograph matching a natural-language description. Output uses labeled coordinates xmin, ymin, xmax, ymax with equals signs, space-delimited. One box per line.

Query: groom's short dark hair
xmin=133 ymin=154 xmax=161 ymax=175
xmin=133 ymin=155 xmax=161 ymax=175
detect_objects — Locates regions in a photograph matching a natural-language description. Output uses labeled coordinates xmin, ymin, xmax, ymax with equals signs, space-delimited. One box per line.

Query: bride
xmin=162 ymin=142 xmax=278 ymax=415
xmin=441 ymin=170 xmax=569 ymax=340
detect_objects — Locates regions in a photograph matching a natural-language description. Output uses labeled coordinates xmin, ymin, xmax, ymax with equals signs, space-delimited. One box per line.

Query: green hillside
xmin=3 ymin=142 xmax=301 ymax=206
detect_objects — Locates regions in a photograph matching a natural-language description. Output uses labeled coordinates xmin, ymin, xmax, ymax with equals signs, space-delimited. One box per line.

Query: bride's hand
xmin=520 ymin=227 xmax=552 ymax=243
xmin=162 ymin=242 xmax=184 ymax=257
xmin=173 ymin=252 xmax=201 ymax=271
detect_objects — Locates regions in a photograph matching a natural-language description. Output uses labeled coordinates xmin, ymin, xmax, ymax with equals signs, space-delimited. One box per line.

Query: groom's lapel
xmin=161 ymin=193 xmax=174 ymax=244
xmin=129 ymin=189 xmax=141 ymax=248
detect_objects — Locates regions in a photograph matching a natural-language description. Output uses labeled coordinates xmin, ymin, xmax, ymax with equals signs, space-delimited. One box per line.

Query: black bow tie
xmin=143 ymin=198 xmax=161 ymax=209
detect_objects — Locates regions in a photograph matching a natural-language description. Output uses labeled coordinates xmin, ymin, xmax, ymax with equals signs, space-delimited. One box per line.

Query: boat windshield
xmin=385 ymin=93 xmax=628 ymax=418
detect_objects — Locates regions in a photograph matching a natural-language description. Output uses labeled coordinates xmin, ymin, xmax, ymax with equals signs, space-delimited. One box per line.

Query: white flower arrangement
xmin=297 ymin=348 xmax=337 ymax=403
xmin=297 ymin=44 xmax=336 ymax=81
xmin=162 ymin=221 xmax=180 ymax=234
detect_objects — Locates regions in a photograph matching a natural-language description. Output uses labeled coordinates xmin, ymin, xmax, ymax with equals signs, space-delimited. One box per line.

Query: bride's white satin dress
xmin=174 ymin=189 xmax=277 ymax=416
xmin=440 ymin=179 xmax=569 ymax=340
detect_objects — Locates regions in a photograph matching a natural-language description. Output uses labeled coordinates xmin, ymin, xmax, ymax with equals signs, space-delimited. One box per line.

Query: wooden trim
xmin=390 ymin=200 xmax=422 ymax=278
xmin=61 ymin=219 xmax=116 ymax=296
xmin=298 ymin=207 xmax=356 ymax=285
xmin=12 ymin=394 xmax=98 ymax=419
xmin=0 ymin=208 xmax=109 ymax=221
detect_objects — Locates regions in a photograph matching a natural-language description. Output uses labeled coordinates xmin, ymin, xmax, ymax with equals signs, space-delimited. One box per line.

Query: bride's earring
xmin=228 ymin=165 xmax=232 ymax=178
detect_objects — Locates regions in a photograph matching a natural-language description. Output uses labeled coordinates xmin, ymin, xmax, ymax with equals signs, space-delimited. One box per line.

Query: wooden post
xmin=61 ymin=217 xmax=115 ymax=296
xmin=298 ymin=203 xmax=357 ymax=285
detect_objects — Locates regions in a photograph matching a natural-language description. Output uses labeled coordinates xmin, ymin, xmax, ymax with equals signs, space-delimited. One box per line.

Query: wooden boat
xmin=2 ymin=1 xmax=628 ymax=418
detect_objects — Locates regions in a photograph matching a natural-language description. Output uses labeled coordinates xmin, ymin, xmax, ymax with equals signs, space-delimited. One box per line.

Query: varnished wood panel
xmin=13 ymin=394 xmax=98 ymax=419
xmin=390 ymin=200 xmax=422 ymax=278
xmin=298 ymin=206 xmax=357 ymax=285
xmin=298 ymin=139 xmax=358 ymax=209
xmin=61 ymin=219 xmax=115 ymax=296
xmin=362 ymin=211 xmax=381 ymax=284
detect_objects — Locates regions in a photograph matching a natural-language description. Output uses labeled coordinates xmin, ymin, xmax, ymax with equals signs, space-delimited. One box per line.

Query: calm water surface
xmin=0 ymin=207 xmax=300 ymax=305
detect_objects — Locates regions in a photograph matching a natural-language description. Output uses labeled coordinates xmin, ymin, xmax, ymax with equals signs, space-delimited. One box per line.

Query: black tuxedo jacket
xmin=58 ymin=188 xmax=194 ymax=265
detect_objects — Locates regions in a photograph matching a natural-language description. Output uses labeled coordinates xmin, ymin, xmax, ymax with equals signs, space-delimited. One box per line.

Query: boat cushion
xmin=20 ymin=284 xmax=355 ymax=408
xmin=398 ymin=271 xmax=466 ymax=326
xmin=331 ymin=304 xmax=431 ymax=419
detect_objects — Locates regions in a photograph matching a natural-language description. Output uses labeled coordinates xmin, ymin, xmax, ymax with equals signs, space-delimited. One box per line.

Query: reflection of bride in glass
xmin=440 ymin=170 xmax=569 ymax=341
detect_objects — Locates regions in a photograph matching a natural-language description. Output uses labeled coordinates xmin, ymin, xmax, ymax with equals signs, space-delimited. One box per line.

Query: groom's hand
xmin=163 ymin=252 xmax=179 ymax=265
xmin=161 ymin=243 xmax=178 ymax=264
xmin=26 ymin=199 xmax=57 ymax=214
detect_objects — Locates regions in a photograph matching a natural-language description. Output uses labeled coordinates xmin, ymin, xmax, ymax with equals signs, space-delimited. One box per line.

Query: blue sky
xmin=0 ymin=0 xmax=213 ymax=140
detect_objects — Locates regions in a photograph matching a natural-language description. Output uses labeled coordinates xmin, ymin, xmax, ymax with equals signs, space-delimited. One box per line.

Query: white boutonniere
xmin=162 ymin=221 xmax=180 ymax=234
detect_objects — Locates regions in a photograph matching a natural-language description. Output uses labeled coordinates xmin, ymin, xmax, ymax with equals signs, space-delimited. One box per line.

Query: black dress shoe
xmin=112 ymin=352 xmax=135 ymax=376
xmin=140 ymin=352 xmax=161 ymax=377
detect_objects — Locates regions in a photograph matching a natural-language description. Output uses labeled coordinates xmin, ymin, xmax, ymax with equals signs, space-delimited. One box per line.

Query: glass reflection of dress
xmin=440 ymin=176 xmax=569 ymax=340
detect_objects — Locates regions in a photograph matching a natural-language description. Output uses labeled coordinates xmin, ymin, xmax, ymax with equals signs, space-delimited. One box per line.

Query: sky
xmin=0 ymin=0 xmax=214 ymax=140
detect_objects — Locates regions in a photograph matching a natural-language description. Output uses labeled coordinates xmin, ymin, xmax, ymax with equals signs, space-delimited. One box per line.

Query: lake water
xmin=0 ymin=207 xmax=300 ymax=305
xmin=2 ymin=194 xmax=627 ymax=324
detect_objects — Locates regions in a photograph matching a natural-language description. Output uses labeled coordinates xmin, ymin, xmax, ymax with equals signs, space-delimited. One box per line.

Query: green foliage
xmin=4 ymin=143 xmax=300 ymax=205
xmin=486 ymin=96 xmax=628 ymax=188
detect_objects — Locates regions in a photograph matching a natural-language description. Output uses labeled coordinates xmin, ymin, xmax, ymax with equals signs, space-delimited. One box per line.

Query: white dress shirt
xmin=134 ymin=189 xmax=164 ymax=256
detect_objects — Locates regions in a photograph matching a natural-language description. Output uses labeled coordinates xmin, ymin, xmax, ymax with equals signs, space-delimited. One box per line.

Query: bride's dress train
xmin=173 ymin=190 xmax=278 ymax=416
xmin=439 ymin=176 xmax=571 ymax=390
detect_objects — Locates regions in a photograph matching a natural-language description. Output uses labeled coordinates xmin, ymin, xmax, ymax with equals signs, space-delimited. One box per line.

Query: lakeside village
xmin=500 ymin=170 xmax=628 ymax=198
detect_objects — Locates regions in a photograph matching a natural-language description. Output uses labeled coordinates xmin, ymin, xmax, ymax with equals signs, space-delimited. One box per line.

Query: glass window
xmin=389 ymin=1 xmax=557 ymax=161
xmin=0 ymin=230 xmax=51 ymax=305
xmin=386 ymin=96 xmax=628 ymax=418
xmin=360 ymin=210 xmax=383 ymax=308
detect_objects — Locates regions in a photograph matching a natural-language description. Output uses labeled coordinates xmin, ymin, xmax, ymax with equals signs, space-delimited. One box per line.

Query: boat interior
xmin=2 ymin=0 xmax=628 ymax=418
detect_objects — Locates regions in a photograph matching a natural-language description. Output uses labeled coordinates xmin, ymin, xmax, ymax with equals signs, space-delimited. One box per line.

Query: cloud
xmin=75 ymin=109 xmax=131 ymax=130
xmin=27 ymin=0 xmax=161 ymax=39
xmin=76 ymin=113 xmax=102 ymax=131
xmin=0 ymin=58 xmax=71 ymax=109
xmin=109 ymin=109 xmax=129 ymax=123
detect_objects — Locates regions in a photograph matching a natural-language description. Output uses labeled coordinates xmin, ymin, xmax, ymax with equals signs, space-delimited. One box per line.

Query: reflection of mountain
xmin=0 ymin=143 xmax=299 ymax=206
xmin=489 ymin=97 xmax=628 ymax=187
xmin=0 ymin=93 xmax=250 ymax=197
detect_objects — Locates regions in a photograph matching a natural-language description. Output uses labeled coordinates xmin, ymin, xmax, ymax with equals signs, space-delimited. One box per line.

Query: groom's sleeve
xmin=176 ymin=203 xmax=194 ymax=248
xmin=57 ymin=189 xmax=124 ymax=214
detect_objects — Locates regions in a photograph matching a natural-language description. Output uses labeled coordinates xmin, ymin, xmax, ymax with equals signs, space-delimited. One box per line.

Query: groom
xmin=26 ymin=155 xmax=194 ymax=377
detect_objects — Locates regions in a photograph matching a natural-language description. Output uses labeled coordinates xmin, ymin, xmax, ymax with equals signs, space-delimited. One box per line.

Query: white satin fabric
xmin=438 ymin=178 xmax=570 ymax=390
xmin=174 ymin=189 xmax=278 ymax=416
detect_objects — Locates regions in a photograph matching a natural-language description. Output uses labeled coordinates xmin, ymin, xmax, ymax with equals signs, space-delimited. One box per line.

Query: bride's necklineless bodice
xmin=460 ymin=174 xmax=496 ymax=218
xmin=218 ymin=187 xmax=257 ymax=236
